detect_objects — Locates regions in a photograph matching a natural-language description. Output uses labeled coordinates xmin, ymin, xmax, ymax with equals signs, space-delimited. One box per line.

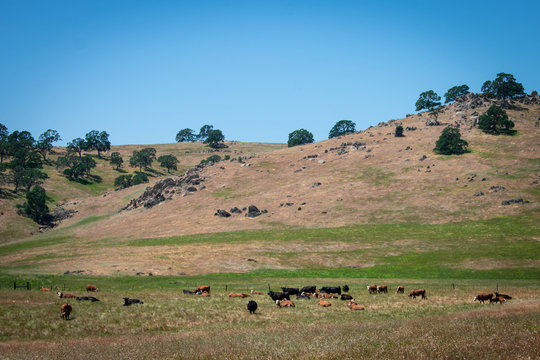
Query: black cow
xmin=76 ymin=296 xmax=100 ymax=302
xmin=301 ymin=286 xmax=316 ymax=293
xmin=340 ymin=294 xmax=353 ymax=301
xmin=495 ymin=292 xmax=512 ymax=300
xmin=296 ymin=294 xmax=310 ymax=300
xmin=123 ymin=297 xmax=144 ymax=306
xmin=247 ymin=300 xmax=258 ymax=314
xmin=320 ymin=286 xmax=341 ymax=295
xmin=281 ymin=287 xmax=300 ymax=295
xmin=343 ymin=285 xmax=350 ymax=293
xmin=268 ymin=291 xmax=290 ymax=301
xmin=183 ymin=290 xmax=196 ymax=294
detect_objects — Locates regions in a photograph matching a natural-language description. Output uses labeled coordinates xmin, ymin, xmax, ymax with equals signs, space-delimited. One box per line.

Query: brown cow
xmin=316 ymin=293 xmax=337 ymax=299
xmin=195 ymin=286 xmax=210 ymax=294
xmin=40 ymin=287 xmax=51 ymax=292
xmin=228 ymin=293 xmax=250 ymax=298
xmin=473 ymin=293 xmax=493 ymax=304
xmin=86 ymin=284 xmax=98 ymax=292
xmin=377 ymin=285 xmax=388 ymax=293
xmin=346 ymin=300 xmax=365 ymax=311
xmin=60 ymin=303 xmax=72 ymax=320
xmin=276 ymin=299 xmax=295 ymax=307
xmin=250 ymin=290 xmax=265 ymax=295
xmin=367 ymin=285 xmax=377 ymax=294
xmin=408 ymin=289 xmax=426 ymax=299
xmin=396 ymin=286 xmax=405 ymax=294
xmin=57 ymin=292 xmax=77 ymax=299
xmin=199 ymin=292 xmax=210 ymax=297
xmin=318 ymin=299 xmax=332 ymax=307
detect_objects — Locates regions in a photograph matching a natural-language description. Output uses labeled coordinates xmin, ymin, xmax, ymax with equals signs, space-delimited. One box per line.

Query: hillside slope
xmin=1 ymin=94 xmax=539 ymax=276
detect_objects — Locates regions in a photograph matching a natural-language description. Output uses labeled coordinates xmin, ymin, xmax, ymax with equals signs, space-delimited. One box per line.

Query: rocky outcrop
xmin=122 ymin=167 xmax=205 ymax=211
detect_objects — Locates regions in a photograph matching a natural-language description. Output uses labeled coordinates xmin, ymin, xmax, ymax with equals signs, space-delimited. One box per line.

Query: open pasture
xmin=0 ymin=275 xmax=538 ymax=359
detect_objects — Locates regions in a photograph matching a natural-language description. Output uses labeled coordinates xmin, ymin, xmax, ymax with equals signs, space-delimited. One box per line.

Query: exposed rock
xmin=425 ymin=118 xmax=441 ymax=126
xmin=419 ymin=155 xmax=427 ymax=161
xmin=489 ymin=185 xmax=506 ymax=193
xmin=230 ymin=207 xmax=242 ymax=214
xmin=122 ymin=167 xmax=205 ymax=211
xmin=215 ymin=209 xmax=231 ymax=217
xmin=50 ymin=207 xmax=78 ymax=222
xmin=473 ymin=192 xmax=484 ymax=197
xmin=246 ymin=205 xmax=262 ymax=218
xmin=501 ymin=199 xmax=529 ymax=205
xmin=405 ymin=126 xmax=417 ymax=131
xmin=312 ymin=182 xmax=322 ymax=188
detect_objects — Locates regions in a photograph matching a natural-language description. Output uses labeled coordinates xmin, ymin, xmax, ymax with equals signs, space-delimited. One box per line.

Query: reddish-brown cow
xmin=367 ymin=285 xmax=377 ymax=294
xmin=409 ymin=289 xmax=426 ymax=299
xmin=60 ymin=303 xmax=72 ymax=320
xmin=86 ymin=284 xmax=98 ymax=292
xmin=473 ymin=293 xmax=493 ymax=304
xmin=396 ymin=286 xmax=405 ymax=294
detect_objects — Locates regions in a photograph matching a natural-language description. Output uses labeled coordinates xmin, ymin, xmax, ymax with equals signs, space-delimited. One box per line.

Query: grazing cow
xmin=342 ymin=285 xmax=350 ymax=293
xmin=341 ymin=294 xmax=353 ymax=301
xmin=60 ymin=303 xmax=72 ymax=320
xmin=276 ymin=299 xmax=295 ymax=307
xmin=490 ymin=296 xmax=506 ymax=304
xmin=346 ymin=300 xmax=365 ymax=311
xmin=320 ymin=286 xmax=341 ymax=295
xmin=495 ymin=292 xmax=512 ymax=300
xmin=250 ymin=290 xmax=265 ymax=295
xmin=123 ymin=297 xmax=144 ymax=306
xmin=76 ymin=296 xmax=100 ymax=302
xmin=473 ymin=293 xmax=493 ymax=304
xmin=183 ymin=290 xmax=196 ymax=295
xmin=377 ymin=285 xmax=388 ymax=293
xmin=40 ymin=287 xmax=51 ymax=292
xmin=409 ymin=289 xmax=426 ymax=300
xmin=296 ymin=294 xmax=310 ymax=300
xmin=396 ymin=286 xmax=405 ymax=294
xmin=247 ymin=300 xmax=258 ymax=314
xmin=195 ymin=286 xmax=211 ymax=294
xmin=57 ymin=292 xmax=77 ymax=299
xmin=367 ymin=285 xmax=377 ymax=294
xmin=318 ymin=299 xmax=332 ymax=307
xmin=86 ymin=284 xmax=98 ymax=292
xmin=268 ymin=291 xmax=290 ymax=301
xmin=281 ymin=287 xmax=300 ymax=296
xmin=301 ymin=286 xmax=316 ymax=294
xmin=228 ymin=293 xmax=250 ymax=298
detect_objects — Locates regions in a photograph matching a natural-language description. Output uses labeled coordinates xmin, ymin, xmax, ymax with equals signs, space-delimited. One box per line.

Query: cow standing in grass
xmin=473 ymin=293 xmax=493 ymax=304
xmin=60 ymin=303 xmax=72 ymax=320
xmin=409 ymin=289 xmax=426 ymax=299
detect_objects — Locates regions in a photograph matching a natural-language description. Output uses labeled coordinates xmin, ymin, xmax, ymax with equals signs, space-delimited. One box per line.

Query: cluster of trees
xmin=67 ymin=130 xmax=110 ymax=158
xmin=417 ymin=72 xmax=524 ymax=155
xmin=114 ymin=173 xmax=149 ymax=189
xmin=176 ymin=125 xmax=225 ymax=148
xmin=0 ymin=125 xmax=62 ymax=223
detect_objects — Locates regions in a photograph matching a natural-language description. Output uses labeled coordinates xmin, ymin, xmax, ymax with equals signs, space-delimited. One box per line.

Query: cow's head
xmin=57 ymin=292 xmax=62 ymax=298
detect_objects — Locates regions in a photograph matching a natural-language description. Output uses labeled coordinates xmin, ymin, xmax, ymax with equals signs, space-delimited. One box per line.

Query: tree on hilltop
xmin=67 ymin=137 xmax=87 ymax=157
xmin=288 ymin=129 xmax=314 ymax=147
xmin=85 ymin=130 xmax=111 ymax=158
xmin=481 ymin=73 xmax=525 ymax=102
xmin=416 ymin=90 xmax=444 ymax=121
xmin=36 ymin=129 xmax=61 ymax=161
xmin=329 ymin=120 xmax=356 ymax=139
xmin=444 ymin=85 xmax=470 ymax=103
xmin=198 ymin=125 xmax=214 ymax=142
xmin=176 ymin=128 xmax=197 ymax=142
xmin=204 ymin=129 xmax=225 ymax=149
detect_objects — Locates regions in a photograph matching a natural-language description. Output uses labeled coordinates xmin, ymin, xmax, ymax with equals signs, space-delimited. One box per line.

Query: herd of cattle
xmin=41 ymin=283 xmax=511 ymax=320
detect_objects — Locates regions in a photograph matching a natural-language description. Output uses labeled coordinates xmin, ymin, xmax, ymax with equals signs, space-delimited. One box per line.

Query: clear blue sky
xmin=1 ymin=0 xmax=538 ymax=146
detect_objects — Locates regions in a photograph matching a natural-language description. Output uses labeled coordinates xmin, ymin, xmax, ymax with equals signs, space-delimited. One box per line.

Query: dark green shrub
xmin=434 ymin=127 xmax=469 ymax=155
xmin=132 ymin=172 xmax=149 ymax=185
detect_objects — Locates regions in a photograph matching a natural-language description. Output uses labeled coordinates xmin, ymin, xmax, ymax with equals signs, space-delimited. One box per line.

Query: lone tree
xmin=110 ymin=152 xmax=124 ymax=169
xmin=204 ymin=129 xmax=225 ymax=148
xmin=434 ymin=127 xmax=469 ymax=155
xmin=176 ymin=128 xmax=197 ymax=142
xmin=0 ymin=123 xmax=8 ymax=163
xmin=416 ymin=90 xmax=443 ymax=121
xmin=329 ymin=120 xmax=356 ymax=139
xmin=444 ymin=85 xmax=470 ymax=103
xmin=395 ymin=125 xmax=404 ymax=137
xmin=481 ymin=73 xmax=525 ymax=102
xmin=288 ymin=129 xmax=314 ymax=147
xmin=129 ymin=148 xmax=156 ymax=172
xmin=23 ymin=185 xmax=50 ymax=224
xmin=478 ymin=105 xmax=515 ymax=135
xmin=85 ymin=130 xmax=111 ymax=158
xmin=158 ymin=154 xmax=179 ymax=173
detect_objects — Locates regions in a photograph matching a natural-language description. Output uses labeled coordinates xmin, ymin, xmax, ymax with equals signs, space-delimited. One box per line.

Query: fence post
xmin=13 ymin=282 xmax=16 ymax=290
xmin=27 ymin=282 xmax=30 ymax=290
xmin=452 ymin=283 xmax=455 ymax=290
xmin=225 ymin=285 xmax=228 ymax=291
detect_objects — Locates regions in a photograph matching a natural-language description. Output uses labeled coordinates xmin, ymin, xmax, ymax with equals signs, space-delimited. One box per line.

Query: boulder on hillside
xmin=246 ymin=205 xmax=261 ymax=217
xmin=215 ymin=209 xmax=231 ymax=217
xmin=230 ymin=207 xmax=242 ymax=214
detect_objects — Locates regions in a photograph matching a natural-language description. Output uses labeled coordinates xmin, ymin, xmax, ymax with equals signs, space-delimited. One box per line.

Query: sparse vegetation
xmin=200 ymin=154 xmax=221 ymax=164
